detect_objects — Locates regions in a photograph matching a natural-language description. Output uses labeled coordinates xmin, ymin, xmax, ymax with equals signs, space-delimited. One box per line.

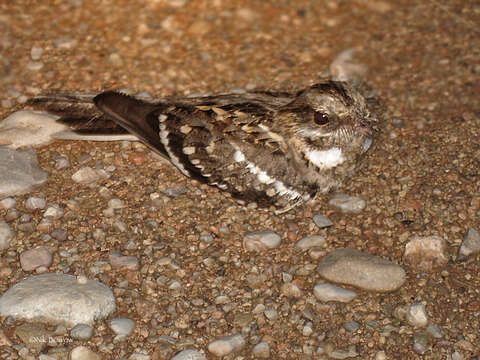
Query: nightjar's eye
xmin=313 ymin=112 xmax=330 ymax=126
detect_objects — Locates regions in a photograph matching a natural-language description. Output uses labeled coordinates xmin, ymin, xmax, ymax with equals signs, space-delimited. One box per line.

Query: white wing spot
xmin=233 ymin=150 xmax=245 ymax=163
xmin=183 ymin=146 xmax=195 ymax=155
xmin=257 ymin=171 xmax=275 ymax=185
xmin=306 ymin=147 xmax=345 ymax=169
xmin=180 ymin=125 xmax=192 ymax=134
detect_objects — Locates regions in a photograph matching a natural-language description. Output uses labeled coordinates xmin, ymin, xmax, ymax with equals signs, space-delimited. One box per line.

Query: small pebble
xmin=70 ymin=324 xmax=94 ymax=340
xmin=54 ymin=36 xmax=77 ymax=49
xmin=426 ymin=324 xmax=443 ymax=338
xmin=51 ymin=229 xmax=68 ymax=241
xmin=108 ymin=198 xmax=125 ymax=209
xmin=404 ymin=235 xmax=448 ymax=271
xmin=280 ymin=282 xmax=303 ymax=298
xmin=252 ymin=342 xmax=270 ymax=358
xmin=406 ymin=303 xmax=428 ymax=328
xmin=163 ymin=187 xmax=188 ymax=197
xmin=243 ymin=230 xmax=281 ymax=252
xmin=343 ymin=321 xmax=360 ymax=332
xmin=313 ymin=283 xmax=357 ymax=303
xmin=54 ymin=155 xmax=70 ymax=169
xmin=109 ymin=53 xmax=124 ymax=67
xmin=313 ymin=214 xmax=333 ymax=228
xmin=458 ymin=228 xmax=480 ymax=260
xmin=0 ymin=221 xmax=14 ymax=250
xmin=328 ymin=193 xmax=366 ymax=213
xmin=207 ymin=334 xmax=245 ymax=357
xmin=27 ymin=61 xmax=44 ymax=71
xmin=30 ymin=46 xmax=43 ymax=60
xmin=25 ymin=196 xmax=46 ymax=210
xmin=108 ymin=253 xmax=139 ymax=270
xmin=412 ymin=332 xmax=429 ymax=354
xmin=110 ymin=318 xmax=136 ymax=336
xmin=70 ymin=346 xmax=100 ymax=360
xmin=295 ymin=235 xmax=326 ymax=250
xmin=43 ymin=204 xmax=64 ymax=220
xmin=20 ymin=246 xmax=53 ymax=271
xmin=72 ymin=166 xmax=107 ymax=184
xmin=171 ymin=349 xmax=207 ymax=360
xmin=0 ymin=197 xmax=16 ymax=209
xmin=264 ymin=308 xmax=278 ymax=321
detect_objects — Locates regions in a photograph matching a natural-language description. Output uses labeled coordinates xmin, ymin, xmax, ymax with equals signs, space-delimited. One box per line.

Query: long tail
xmin=29 ymin=91 xmax=169 ymax=157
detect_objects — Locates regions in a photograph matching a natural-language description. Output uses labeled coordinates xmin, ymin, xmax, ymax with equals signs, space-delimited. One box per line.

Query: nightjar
xmin=30 ymin=80 xmax=377 ymax=210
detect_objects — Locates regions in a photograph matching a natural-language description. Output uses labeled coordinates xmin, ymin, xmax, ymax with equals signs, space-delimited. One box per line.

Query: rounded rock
xmin=252 ymin=342 xmax=270 ymax=358
xmin=0 ymin=221 xmax=14 ymax=250
xmin=406 ymin=303 xmax=428 ymax=328
xmin=243 ymin=230 xmax=281 ymax=252
xmin=110 ymin=318 xmax=135 ymax=336
xmin=0 ymin=273 xmax=115 ymax=326
xmin=171 ymin=349 xmax=207 ymax=360
xmin=312 ymin=214 xmax=333 ymax=228
xmin=295 ymin=235 xmax=326 ymax=250
xmin=404 ymin=235 xmax=448 ymax=271
xmin=70 ymin=346 xmax=100 ymax=360
xmin=70 ymin=324 xmax=94 ymax=340
xmin=25 ymin=196 xmax=46 ymax=210
xmin=19 ymin=246 xmax=53 ymax=271
xmin=207 ymin=334 xmax=246 ymax=357
xmin=0 ymin=197 xmax=16 ymax=209
xmin=317 ymin=248 xmax=406 ymax=292
xmin=313 ymin=283 xmax=357 ymax=303
xmin=43 ymin=204 xmax=64 ymax=220
xmin=328 ymin=193 xmax=366 ymax=213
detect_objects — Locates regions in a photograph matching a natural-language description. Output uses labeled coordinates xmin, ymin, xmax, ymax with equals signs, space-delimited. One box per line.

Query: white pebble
xmin=313 ymin=283 xmax=357 ymax=303
xmin=30 ymin=46 xmax=43 ymax=60
xmin=295 ymin=235 xmax=326 ymax=250
xmin=70 ymin=346 xmax=100 ymax=360
xmin=0 ymin=197 xmax=16 ymax=209
xmin=110 ymin=318 xmax=135 ymax=336
xmin=43 ymin=204 xmax=64 ymax=219
xmin=243 ymin=230 xmax=281 ymax=252
xmin=171 ymin=349 xmax=207 ymax=360
xmin=252 ymin=342 xmax=270 ymax=358
xmin=406 ymin=303 xmax=428 ymax=328
xmin=0 ymin=221 xmax=14 ymax=250
xmin=207 ymin=334 xmax=246 ymax=357
xmin=25 ymin=196 xmax=46 ymax=210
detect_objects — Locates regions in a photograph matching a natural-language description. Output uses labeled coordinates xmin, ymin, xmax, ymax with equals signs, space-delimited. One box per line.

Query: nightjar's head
xmin=278 ymin=80 xmax=376 ymax=175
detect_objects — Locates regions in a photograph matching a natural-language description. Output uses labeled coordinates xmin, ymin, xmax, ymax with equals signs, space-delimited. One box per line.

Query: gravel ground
xmin=0 ymin=0 xmax=479 ymax=359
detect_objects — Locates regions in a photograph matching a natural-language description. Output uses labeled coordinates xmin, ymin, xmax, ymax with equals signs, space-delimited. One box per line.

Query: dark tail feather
xmin=93 ymin=91 xmax=168 ymax=157
xmin=28 ymin=91 xmax=128 ymax=135
xmin=29 ymin=91 xmax=170 ymax=158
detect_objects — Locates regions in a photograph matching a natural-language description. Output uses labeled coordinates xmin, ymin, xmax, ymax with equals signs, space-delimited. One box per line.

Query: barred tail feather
xmin=29 ymin=91 xmax=169 ymax=158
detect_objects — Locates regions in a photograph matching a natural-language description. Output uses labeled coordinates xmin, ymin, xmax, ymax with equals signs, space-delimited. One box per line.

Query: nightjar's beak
xmin=361 ymin=137 xmax=373 ymax=153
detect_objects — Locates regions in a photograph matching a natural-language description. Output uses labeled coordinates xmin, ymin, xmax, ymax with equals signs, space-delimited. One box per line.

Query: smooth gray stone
xmin=0 ymin=148 xmax=48 ymax=197
xmin=0 ymin=273 xmax=116 ymax=326
xmin=317 ymin=248 xmax=406 ymax=292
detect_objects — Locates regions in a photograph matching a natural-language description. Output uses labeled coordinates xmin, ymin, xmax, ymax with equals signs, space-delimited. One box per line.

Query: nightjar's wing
xmin=147 ymin=98 xmax=297 ymax=204
xmin=95 ymin=91 xmax=301 ymax=204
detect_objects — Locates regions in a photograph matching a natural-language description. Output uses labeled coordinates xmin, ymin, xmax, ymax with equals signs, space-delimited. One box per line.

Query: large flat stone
xmin=0 ymin=273 xmax=116 ymax=326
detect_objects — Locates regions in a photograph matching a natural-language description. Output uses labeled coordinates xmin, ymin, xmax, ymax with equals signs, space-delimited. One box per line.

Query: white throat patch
xmin=306 ymin=147 xmax=345 ymax=169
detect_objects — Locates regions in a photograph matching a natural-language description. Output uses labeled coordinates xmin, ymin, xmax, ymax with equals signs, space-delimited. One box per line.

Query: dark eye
xmin=314 ymin=112 xmax=329 ymax=126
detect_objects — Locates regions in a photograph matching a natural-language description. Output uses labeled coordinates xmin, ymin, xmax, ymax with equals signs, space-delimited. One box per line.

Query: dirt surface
xmin=0 ymin=0 xmax=479 ymax=359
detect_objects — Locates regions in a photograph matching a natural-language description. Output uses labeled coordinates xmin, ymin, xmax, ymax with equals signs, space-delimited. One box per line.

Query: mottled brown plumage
xmin=29 ymin=81 xmax=378 ymax=210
